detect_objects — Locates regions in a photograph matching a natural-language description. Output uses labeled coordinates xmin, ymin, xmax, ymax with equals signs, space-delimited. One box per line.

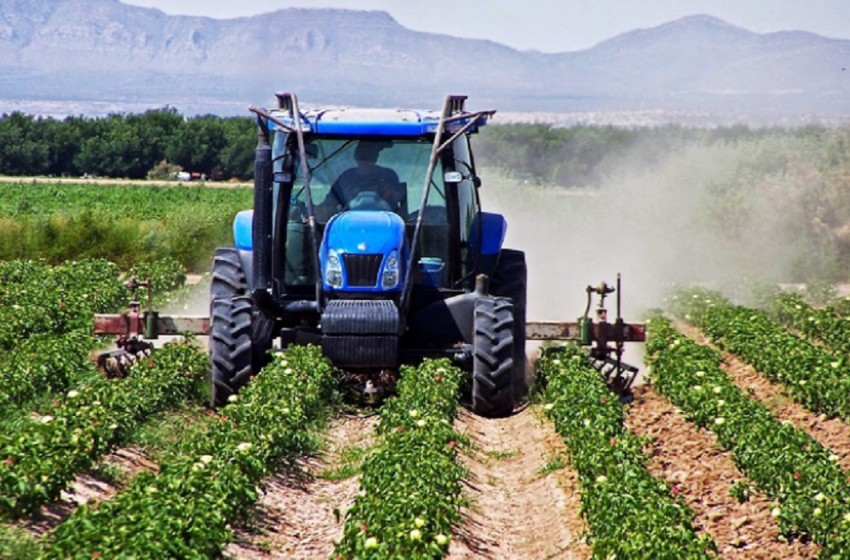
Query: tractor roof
xmin=269 ymin=107 xmax=491 ymax=137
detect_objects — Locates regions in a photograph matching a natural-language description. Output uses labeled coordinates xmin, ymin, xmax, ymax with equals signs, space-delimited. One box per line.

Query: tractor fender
xmin=232 ymin=210 xmax=255 ymax=292
xmin=406 ymin=291 xmax=479 ymax=347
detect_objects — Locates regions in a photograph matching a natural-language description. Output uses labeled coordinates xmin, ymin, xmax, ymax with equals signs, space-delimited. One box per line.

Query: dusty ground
xmin=448 ymin=406 xmax=591 ymax=560
xmin=627 ymin=386 xmax=818 ymax=559
xmin=224 ymin=412 xmax=378 ymax=559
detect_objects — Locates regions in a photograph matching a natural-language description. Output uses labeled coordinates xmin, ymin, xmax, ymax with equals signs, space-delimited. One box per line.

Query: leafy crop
xmin=0 ymin=257 xmax=190 ymax=414
xmin=40 ymin=345 xmax=336 ymax=559
xmin=0 ymin=338 xmax=207 ymax=519
xmin=764 ymin=291 xmax=850 ymax=356
xmin=645 ymin=314 xmax=850 ymax=557
xmin=670 ymin=286 xmax=850 ymax=421
xmin=334 ymin=360 xmax=465 ymax=559
xmin=0 ymin=183 xmax=252 ymax=269
xmin=538 ymin=345 xmax=717 ymax=559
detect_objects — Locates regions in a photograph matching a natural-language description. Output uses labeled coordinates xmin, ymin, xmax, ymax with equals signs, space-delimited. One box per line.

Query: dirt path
xmin=447 ymin=407 xmax=590 ymax=560
xmin=679 ymin=323 xmax=850 ymax=471
xmin=626 ymin=386 xmax=818 ymax=559
xmin=224 ymin=412 xmax=378 ymax=559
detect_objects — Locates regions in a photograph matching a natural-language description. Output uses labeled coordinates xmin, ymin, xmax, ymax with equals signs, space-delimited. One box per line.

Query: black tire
xmin=489 ymin=249 xmax=528 ymax=402
xmin=209 ymin=247 xmax=274 ymax=407
xmin=210 ymin=296 xmax=253 ymax=407
xmin=471 ymin=296 xmax=515 ymax=418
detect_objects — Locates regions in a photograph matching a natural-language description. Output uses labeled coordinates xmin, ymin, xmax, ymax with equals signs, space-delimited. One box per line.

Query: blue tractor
xmin=93 ymin=93 xmax=648 ymax=415
xmin=209 ymin=93 xmax=528 ymax=417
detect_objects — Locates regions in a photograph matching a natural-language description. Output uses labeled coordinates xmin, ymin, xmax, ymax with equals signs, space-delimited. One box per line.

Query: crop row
xmin=538 ymin=345 xmax=717 ymax=559
xmin=0 ymin=259 xmax=125 ymax=350
xmin=645 ymin=314 xmax=850 ymax=557
xmin=0 ymin=337 xmax=208 ymax=519
xmin=0 ymin=257 xmax=189 ymax=413
xmin=0 ymin=332 xmax=91 ymax=414
xmin=40 ymin=345 xmax=336 ymax=559
xmin=763 ymin=290 xmax=850 ymax=355
xmin=0 ymin=257 xmax=188 ymax=349
xmin=334 ymin=360 xmax=465 ymax=559
xmin=669 ymin=286 xmax=850 ymax=421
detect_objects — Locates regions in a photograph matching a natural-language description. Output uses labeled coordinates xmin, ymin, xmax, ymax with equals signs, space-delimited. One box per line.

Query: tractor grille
xmin=342 ymin=254 xmax=383 ymax=287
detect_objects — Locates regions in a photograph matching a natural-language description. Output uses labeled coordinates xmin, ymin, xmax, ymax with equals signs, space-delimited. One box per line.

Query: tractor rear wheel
xmin=471 ymin=296 xmax=515 ymax=418
xmin=210 ymin=296 xmax=253 ymax=407
xmin=489 ymin=249 xmax=528 ymax=402
xmin=209 ymin=247 xmax=274 ymax=407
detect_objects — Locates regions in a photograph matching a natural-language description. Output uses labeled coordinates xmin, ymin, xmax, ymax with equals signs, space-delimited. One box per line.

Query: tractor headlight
xmin=326 ymin=249 xmax=343 ymax=289
xmin=381 ymin=250 xmax=399 ymax=289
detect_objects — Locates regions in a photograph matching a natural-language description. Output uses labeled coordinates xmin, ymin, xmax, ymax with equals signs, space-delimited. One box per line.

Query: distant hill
xmin=0 ymin=0 xmax=848 ymax=118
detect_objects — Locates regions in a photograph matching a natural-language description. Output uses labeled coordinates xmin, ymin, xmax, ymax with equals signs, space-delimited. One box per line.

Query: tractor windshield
xmin=282 ymin=137 xmax=448 ymax=287
xmin=292 ymin=138 xmax=444 ymax=222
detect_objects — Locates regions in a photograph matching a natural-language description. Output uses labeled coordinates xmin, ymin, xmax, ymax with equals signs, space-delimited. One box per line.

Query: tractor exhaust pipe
xmin=253 ymin=118 xmax=273 ymax=292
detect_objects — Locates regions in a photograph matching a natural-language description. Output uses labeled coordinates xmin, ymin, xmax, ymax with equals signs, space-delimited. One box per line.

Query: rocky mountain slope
xmin=0 ymin=0 xmax=847 ymax=116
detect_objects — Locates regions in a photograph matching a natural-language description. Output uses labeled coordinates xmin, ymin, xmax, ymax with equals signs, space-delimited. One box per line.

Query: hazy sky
xmin=122 ymin=0 xmax=850 ymax=52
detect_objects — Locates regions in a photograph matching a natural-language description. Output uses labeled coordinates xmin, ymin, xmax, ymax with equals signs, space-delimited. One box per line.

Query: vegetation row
xmin=334 ymin=360 xmax=465 ymax=559
xmin=645 ymin=314 xmax=850 ymax=557
xmin=538 ymin=345 xmax=717 ymax=559
xmin=0 ymin=338 xmax=208 ymax=519
xmin=670 ymin=287 xmax=850 ymax=422
xmin=40 ymin=346 xmax=336 ymax=558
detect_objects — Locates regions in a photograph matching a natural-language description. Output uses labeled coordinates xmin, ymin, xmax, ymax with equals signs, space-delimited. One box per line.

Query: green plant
xmin=539 ymin=345 xmax=717 ymax=559
xmin=334 ymin=360 xmax=465 ymax=559
xmin=645 ymin=313 xmax=850 ymax=556
xmin=0 ymin=337 xmax=208 ymax=519
xmin=40 ymin=346 xmax=337 ymax=558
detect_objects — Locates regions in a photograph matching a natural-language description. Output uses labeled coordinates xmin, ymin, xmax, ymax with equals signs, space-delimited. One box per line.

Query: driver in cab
xmin=318 ymin=141 xmax=404 ymax=218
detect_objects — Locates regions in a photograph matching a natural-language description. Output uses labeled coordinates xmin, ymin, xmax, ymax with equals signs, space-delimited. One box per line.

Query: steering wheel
xmin=348 ymin=191 xmax=392 ymax=211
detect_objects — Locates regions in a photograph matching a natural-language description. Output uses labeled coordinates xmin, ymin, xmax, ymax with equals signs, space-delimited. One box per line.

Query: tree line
xmin=0 ymin=108 xmax=256 ymax=181
xmin=473 ymin=122 xmax=838 ymax=187
xmin=0 ymin=108 xmax=843 ymax=186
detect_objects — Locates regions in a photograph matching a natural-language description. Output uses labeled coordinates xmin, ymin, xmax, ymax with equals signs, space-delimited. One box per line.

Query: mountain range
xmin=0 ymin=0 xmax=848 ymax=119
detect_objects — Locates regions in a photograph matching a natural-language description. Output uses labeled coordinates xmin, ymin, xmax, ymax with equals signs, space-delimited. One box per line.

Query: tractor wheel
xmin=489 ymin=249 xmax=528 ymax=402
xmin=471 ymin=296 xmax=515 ymax=418
xmin=209 ymin=247 xmax=274 ymax=407
xmin=210 ymin=296 xmax=253 ymax=407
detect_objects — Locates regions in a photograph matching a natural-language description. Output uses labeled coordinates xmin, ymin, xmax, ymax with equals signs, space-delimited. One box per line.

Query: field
xmin=3 ymin=124 xmax=850 ymax=559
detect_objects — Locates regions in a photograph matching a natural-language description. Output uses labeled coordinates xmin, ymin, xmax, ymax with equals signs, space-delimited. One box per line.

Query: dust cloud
xmin=481 ymin=138 xmax=807 ymax=325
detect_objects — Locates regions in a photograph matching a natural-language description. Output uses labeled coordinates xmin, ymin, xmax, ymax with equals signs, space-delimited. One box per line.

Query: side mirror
xmin=273 ymin=171 xmax=292 ymax=183
xmin=444 ymin=171 xmax=463 ymax=183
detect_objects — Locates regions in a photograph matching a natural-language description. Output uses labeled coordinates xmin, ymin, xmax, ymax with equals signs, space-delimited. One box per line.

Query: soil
xmin=447 ymin=406 xmax=591 ymax=560
xmin=678 ymin=323 xmax=850 ymax=471
xmin=223 ymin=412 xmax=379 ymax=559
xmin=626 ymin=386 xmax=818 ymax=559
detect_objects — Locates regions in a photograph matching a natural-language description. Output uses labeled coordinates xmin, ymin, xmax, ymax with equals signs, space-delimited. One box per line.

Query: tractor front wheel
xmin=471 ymin=296 xmax=515 ymax=418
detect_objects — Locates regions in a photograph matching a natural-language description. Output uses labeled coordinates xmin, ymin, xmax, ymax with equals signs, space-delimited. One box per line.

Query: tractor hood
xmin=320 ymin=210 xmax=407 ymax=293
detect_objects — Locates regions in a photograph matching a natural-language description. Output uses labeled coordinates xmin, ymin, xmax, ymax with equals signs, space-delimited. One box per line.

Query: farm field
xmin=4 ymin=177 xmax=850 ymax=559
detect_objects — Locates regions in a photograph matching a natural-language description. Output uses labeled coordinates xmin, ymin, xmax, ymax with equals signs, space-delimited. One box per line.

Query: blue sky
xmin=122 ymin=0 xmax=850 ymax=52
